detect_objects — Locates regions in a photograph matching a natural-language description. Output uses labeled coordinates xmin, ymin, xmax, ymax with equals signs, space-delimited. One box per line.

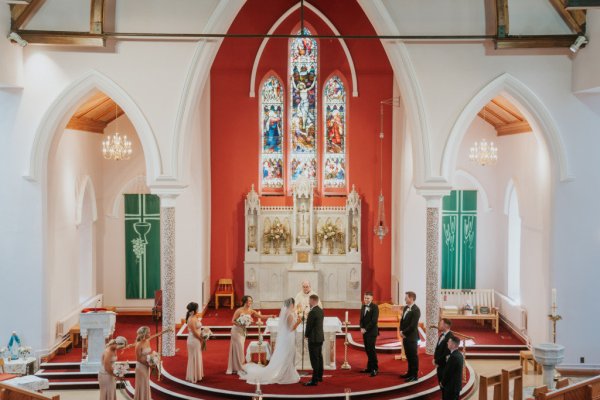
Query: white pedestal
xmin=533 ymin=343 xmax=565 ymax=390
xmin=79 ymin=311 xmax=116 ymax=373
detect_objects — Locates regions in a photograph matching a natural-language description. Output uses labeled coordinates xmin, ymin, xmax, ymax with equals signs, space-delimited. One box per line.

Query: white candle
xmin=345 ymin=311 xmax=349 ymax=323
xmin=552 ymin=288 xmax=557 ymax=308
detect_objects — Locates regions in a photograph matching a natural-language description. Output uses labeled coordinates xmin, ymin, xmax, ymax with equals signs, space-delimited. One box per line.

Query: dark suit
xmin=400 ymin=304 xmax=421 ymax=378
xmin=441 ymin=350 xmax=464 ymax=400
xmin=304 ymin=306 xmax=324 ymax=383
xmin=434 ymin=331 xmax=454 ymax=383
xmin=359 ymin=302 xmax=379 ymax=372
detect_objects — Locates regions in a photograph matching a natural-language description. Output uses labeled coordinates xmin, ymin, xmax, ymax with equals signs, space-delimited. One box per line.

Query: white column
xmin=418 ymin=190 xmax=448 ymax=355
xmin=154 ymin=191 xmax=180 ymax=357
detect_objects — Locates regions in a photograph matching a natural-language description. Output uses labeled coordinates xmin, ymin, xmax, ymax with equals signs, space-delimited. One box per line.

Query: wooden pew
xmin=533 ymin=375 xmax=600 ymax=400
xmin=0 ymin=383 xmax=59 ymax=400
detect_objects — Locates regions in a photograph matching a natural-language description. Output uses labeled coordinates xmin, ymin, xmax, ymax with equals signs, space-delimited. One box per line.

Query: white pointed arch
xmin=25 ymin=70 xmax=161 ymax=185
xmin=75 ymin=175 xmax=98 ymax=226
xmin=453 ymin=169 xmax=492 ymax=213
xmin=249 ymin=1 xmax=358 ymax=98
xmin=110 ymin=175 xmax=149 ymax=218
xmin=503 ymin=178 xmax=523 ymax=217
xmin=442 ymin=73 xmax=574 ymax=183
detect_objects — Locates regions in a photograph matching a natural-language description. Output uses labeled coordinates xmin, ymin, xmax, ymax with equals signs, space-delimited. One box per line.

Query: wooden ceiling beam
xmin=496 ymin=121 xmax=532 ymax=136
xmin=490 ymin=99 xmax=523 ymax=120
xmin=90 ymin=0 xmax=104 ymax=34
xmin=495 ymin=34 xmax=577 ymax=49
xmin=496 ymin=0 xmax=510 ymax=38
xmin=481 ymin=106 xmax=511 ymax=124
xmin=14 ymin=31 xmax=106 ymax=47
xmin=11 ymin=0 xmax=44 ymax=31
xmin=548 ymin=0 xmax=586 ymax=34
xmin=66 ymin=117 xmax=107 ymax=133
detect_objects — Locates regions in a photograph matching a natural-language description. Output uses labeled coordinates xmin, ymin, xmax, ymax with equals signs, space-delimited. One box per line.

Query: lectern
xmin=79 ymin=311 xmax=116 ymax=372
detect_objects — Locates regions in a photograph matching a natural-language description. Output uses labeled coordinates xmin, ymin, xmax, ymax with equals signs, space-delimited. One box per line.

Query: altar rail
xmin=0 ymin=383 xmax=59 ymax=400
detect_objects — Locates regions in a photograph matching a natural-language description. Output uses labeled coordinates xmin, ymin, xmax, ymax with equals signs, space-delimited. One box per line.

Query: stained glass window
xmin=323 ymin=76 xmax=347 ymax=190
xmin=260 ymin=76 xmax=284 ymax=191
xmin=289 ymin=29 xmax=318 ymax=186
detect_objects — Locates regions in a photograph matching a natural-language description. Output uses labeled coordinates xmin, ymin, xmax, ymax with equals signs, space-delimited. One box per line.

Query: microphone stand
xmin=301 ymin=309 xmax=306 ymax=372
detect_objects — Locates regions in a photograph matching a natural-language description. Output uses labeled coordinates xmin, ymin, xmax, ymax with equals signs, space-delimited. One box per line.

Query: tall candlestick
xmin=345 ymin=311 xmax=349 ymax=323
xmin=552 ymin=288 xmax=557 ymax=309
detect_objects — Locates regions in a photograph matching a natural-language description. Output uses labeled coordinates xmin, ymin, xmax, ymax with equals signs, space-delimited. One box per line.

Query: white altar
xmin=265 ymin=317 xmax=342 ymax=370
xmin=79 ymin=311 xmax=116 ymax=372
xmin=244 ymin=178 xmax=362 ymax=308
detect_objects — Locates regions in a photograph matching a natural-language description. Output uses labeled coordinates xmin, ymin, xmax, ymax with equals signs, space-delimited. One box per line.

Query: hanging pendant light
xmin=102 ymin=102 xmax=132 ymax=161
xmin=374 ymin=101 xmax=390 ymax=243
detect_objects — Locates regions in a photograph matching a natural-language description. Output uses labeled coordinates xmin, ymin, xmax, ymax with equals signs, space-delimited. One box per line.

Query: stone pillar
xmin=419 ymin=191 xmax=447 ymax=355
xmin=156 ymin=192 xmax=179 ymax=356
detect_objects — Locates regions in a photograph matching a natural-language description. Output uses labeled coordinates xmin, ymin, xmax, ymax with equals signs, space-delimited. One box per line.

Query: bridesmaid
xmin=134 ymin=326 xmax=152 ymax=400
xmin=185 ymin=302 xmax=204 ymax=383
xmin=226 ymin=295 xmax=275 ymax=375
xmin=98 ymin=336 xmax=127 ymax=400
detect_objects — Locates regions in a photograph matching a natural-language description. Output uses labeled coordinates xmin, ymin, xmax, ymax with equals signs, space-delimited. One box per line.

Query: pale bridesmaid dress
xmin=186 ymin=320 xmax=204 ymax=382
xmin=226 ymin=324 xmax=246 ymax=374
xmin=98 ymin=355 xmax=116 ymax=400
xmin=134 ymin=347 xmax=151 ymax=400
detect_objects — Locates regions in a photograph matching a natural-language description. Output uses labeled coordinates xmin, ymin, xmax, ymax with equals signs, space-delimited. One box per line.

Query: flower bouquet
xmin=320 ymin=222 xmax=340 ymax=241
xmin=113 ymin=362 xmax=129 ymax=378
xmin=146 ymin=351 xmax=161 ymax=368
xmin=236 ymin=314 xmax=253 ymax=336
xmin=200 ymin=327 xmax=213 ymax=351
xmin=17 ymin=346 xmax=32 ymax=359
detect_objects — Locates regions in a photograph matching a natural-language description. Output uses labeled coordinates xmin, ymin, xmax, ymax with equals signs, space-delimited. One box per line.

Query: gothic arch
xmin=25 ymin=70 xmax=161 ymax=185
xmin=442 ymin=73 xmax=574 ymax=183
xmin=248 ymin=1 xmax=359 ymax=98
xmin=453 ymin=169 xmax=492 ymax=213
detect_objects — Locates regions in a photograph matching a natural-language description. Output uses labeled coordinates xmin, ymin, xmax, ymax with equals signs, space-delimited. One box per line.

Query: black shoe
xmin=304 ymin=381 xmax=318 ymax=386
xmin=404 ymin=376 xmax=418 ymax=382
xmin=318 ymin=377 xmax=323 ymax=382
xmin=361 ymin=369 xmax=371 ymax=373
xmin=370 ymin=370 xmax=378 ymax=377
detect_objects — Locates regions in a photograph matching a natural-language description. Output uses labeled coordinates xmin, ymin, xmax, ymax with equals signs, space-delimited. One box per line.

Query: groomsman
xmin=440 ymin=336 xmax=464 ymax=400
xmin=359 ymin=291 xmax=379 ymax=377
xmin=434 ymin=319 xmax=454 ymax=383
xmin=399 ymin=291 xmax=421 ymax=382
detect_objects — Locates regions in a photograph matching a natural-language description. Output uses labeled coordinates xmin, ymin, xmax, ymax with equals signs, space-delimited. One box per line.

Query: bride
xmin=240 ymin=298 xmax=302 ymax=385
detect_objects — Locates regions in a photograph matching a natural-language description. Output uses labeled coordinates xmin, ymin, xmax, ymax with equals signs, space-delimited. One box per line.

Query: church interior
xmin=1 ymin=0 xmax=600 ymax=399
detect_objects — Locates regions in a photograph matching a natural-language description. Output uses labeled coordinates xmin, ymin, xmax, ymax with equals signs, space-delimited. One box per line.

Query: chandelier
xmin=102 ymin=102 xmax=132 ymax=161
xmin=469 ymin=139 xmax=498 ymax=166
xmin=373 ymin=98 xmax=399 ymax=243
xmin=469 ymin=106 xmax=498 ymax=166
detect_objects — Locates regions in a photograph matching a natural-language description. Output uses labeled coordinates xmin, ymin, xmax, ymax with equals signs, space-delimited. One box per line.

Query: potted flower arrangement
xmin=463 ymin=303 xmax=473 ymax=316
xmin=18 ymin=346 xmax=32 ymax=360
xmin=266 ymin=222 xmax=288 ymax=254
xmin=319 ymin=222 xmax=341 ymax=254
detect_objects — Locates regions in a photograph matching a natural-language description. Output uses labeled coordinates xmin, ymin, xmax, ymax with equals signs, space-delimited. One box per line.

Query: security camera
xmin=570 ymin=35 xmax=588 ymax=53
xmin=7 ymin=32 xmax=28 ymax=47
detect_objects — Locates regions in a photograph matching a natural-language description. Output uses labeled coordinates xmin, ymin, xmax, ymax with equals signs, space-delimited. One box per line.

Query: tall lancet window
xmin=507 ymin=186 xmax=521 ymax=303
xmin=323 ymin=75 xmax=347 ymax=191
xmin=289 ymin=28 xmax=318 ymax=187
xmin=260 ymin=76 xmax=285 ymax=193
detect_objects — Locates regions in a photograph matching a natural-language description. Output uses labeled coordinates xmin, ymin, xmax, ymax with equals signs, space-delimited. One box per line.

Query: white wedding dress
xmin=240 ymin=306 xmax=300 ymax=385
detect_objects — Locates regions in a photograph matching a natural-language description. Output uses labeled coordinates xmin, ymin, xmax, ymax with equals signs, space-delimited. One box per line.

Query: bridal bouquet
xmin=113 ymin=362 xmax=129 ymax=378
xmin=18 ymin=346 xmax=32 ymax=359
xmin=146 ymin=351 xmax=161 ymax=368
xmin=200 ymin=327 xmax=213 ymax=351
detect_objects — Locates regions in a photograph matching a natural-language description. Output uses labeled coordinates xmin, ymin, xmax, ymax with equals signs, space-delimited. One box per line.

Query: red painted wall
xmin=210 ymin=0 xmax=393 ymax=304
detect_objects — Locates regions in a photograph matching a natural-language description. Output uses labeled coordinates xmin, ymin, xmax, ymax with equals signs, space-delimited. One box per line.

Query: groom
xmin=304 ymin=294 xmax=324 ymax=386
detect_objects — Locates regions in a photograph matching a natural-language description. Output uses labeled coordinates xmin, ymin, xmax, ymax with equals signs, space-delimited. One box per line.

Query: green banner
xmin=125 ymin=194 xmax=161 ymax=299
xmin=442 ymin=190 xmax=477 ymax=289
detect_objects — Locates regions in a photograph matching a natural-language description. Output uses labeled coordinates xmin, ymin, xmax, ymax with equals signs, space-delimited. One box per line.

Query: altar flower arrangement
xmin=146 ymin=351 xmax=161 ymax=368
xmin=320 ymin=222 xmax=340 ymax=241
xmin=200 ymin=327 xmax=213 ymax=351
xmin=17 ymin=346 xmax=32 ymax=359
xmin=463 ymin=303 xmax=473 ymax=316
xmin=0 ymin=347 xmax=8 ymax=359
xmin=113 ymin=362 xmax=129 ymax=378
xmin=266 ymin=222 xmax=288 ymax=242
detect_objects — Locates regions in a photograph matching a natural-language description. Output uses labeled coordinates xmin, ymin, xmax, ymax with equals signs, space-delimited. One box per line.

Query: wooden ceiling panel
xmin=67 ymin=92 xmax=123 ymax=133
xmin=477 ymin=96 xmax=532 ymax=136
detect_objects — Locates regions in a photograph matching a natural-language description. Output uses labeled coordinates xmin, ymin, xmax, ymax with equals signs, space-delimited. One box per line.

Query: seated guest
xmin=434 ymin=319 xmax=454 ymax=383
xmin=99 ymin=336 xmax=127 ymax=400
xmin=185 ymin=302 xmax=204 ymax=383
xmin=441 ymin=336 xmax=465 ymax=400
xmin=294 ymin=281 xmax=323 ymax=313
xmin=134 ymin=326 xmax=152 ymax=400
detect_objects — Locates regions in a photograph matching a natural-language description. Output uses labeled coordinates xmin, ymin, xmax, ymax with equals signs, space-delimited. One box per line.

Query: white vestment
xmin=294 ymin=290 xmax=323 ymax=311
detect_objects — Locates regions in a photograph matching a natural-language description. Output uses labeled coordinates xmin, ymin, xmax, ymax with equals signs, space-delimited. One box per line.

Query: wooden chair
xmin=215 ymin=279 xmax=235 ymax=310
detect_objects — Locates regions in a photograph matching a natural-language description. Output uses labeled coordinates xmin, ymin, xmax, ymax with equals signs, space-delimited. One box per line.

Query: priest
xmin=294 ymin=281 xmax=323 ymax=314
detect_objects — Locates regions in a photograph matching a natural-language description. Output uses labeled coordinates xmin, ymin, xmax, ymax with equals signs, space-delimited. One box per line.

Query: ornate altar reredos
xmin=244 ymin=177 xmax=362 ymax=308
